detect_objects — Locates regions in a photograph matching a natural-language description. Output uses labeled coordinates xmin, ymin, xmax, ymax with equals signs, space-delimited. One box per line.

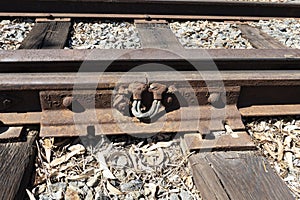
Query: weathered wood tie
xmin=19 ymin=18 xmax=71 ymax=49
xmin=0 ymin=130 xmax=37 ymax=200
xmin=239 ymin=24 xmax=288 ymax=49
xmin=189 ymin=151 xmax=295 ymax=200
xmin=135 ymin=19 xmax=183 ymax=50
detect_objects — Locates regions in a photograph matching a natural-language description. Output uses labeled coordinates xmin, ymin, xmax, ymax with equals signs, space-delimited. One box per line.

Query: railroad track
xmin=0 ymin=1 xmax=299 ymax=199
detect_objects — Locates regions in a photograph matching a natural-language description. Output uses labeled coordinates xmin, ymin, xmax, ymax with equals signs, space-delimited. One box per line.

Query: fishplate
xmin=38 ymin=83 xmax=244 ymax=137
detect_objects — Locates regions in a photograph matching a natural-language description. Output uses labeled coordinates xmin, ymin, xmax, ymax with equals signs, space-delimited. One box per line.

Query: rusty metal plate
xmin=184 ymin=131 xmax=256 ymax=151
xmin=2 ymin=49 xmax=300 ymax=73
xmin=39 ymin=86 xmax=240 ymax=109
xmin=0 ymin=126 xmax=23 ymax=139
xmin=39 ymin=86 xmax=243 ymax=136
xmin=240 ymin=104 xmax=300 ymax=116
xmin=0 ymin=112 xmax=41 ymax=125
xmin=39 ymin=104 xmax=244 ymax=136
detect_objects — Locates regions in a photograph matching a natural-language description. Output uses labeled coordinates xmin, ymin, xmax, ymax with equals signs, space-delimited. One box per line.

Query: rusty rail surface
xmin=1 ymin=49 xmax=300 ymax=72
xmin=0 ymin=0 xmax=300 ymax=18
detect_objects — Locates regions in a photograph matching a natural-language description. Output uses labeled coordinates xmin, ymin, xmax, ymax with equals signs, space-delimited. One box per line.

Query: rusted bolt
xmin=113 ymin=95 xmax=123 ymax=108
xmin=148 ymin=83 xmax=167 ymax=100
xmin=117 ymin=84 xmax=129 ymax=94
xmin=167 ymin=96 xmax=173 ymax=104
xmin=184 ymin=92 xmax=190 ymax=98
xmin=62 ymin=96 xmax=73 ymax=107
xmin=2 ymin=99 xmax=12 ymax=107
xmin=0 ymin=98 xmax=12 ymax=111
xmin=167 ymin=85 xmax=177 ymax=93
xmin=113 ymin=94 xmax=129 ymax=112
xmin=119 ymin=103 xmax=127 ymax=111
xmin=128 ymin=82 xmax=147 ymax=100
xmin=207 ymin=92 xmax=220 ymax=104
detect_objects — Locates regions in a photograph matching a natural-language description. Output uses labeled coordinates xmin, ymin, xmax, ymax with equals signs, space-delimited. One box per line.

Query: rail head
xmin=1 ymin=0 xmax=300 ymax=18
xmin=0 ymin=71 xmax=299 ymax=90
xmin=0 ymin=49 xmax=300 ymax=72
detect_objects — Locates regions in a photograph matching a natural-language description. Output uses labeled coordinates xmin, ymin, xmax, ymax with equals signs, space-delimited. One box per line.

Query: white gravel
xmin=0 ymin=18 xmax=35 ymax=50
xmin=170 ymin=21 xmax=253 ymax=49
xmin=67 ymin=21 xmax=141 ymax=49
xmin=249 ymin=18 xmax=300 ymax=49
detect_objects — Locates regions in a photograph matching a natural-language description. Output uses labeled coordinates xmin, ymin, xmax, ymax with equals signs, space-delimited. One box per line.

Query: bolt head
xmin=167 ymin=97 xmax=173 ymax=104
xmin=208 ymin=93 xmax=220 ymax=104
xmin=62 ymin=96 xmax=73 ymax=107
xmin=2 ymin=99 xmax=12 ymax=106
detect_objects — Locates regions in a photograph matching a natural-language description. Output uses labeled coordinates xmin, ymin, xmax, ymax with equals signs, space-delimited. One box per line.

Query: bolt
xmin=148 ymin=83 xmax=167 ymax=100
xmin=167 ymin=85 xmax=177 ymax=93
xmin=207 ymin=93 xmax=220 ymax=104
xmin=184 ymin=92 xmax=190 ymax=98
xmin=118 ymin=102 xmax=127 ymax=111
xmin=62 ymin=96 xmax=73 ymax=107
xmin=0 ymin=98 xmax=12 ymax=111
xmin=167 ymin=96 xmax=173 ymax=104
xmin=2 ymin=99 xmax=11 ymax=106
xmin=128 ymin=82 xmax=147 ymax=100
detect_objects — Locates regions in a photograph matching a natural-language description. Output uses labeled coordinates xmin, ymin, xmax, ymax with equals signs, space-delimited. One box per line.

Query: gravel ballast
xmin=0 ymin=19 xmax=35 ymax=50
xmin=249 ymin=18 xmax=300 ymax=49
xmin=29 ymin=135 xmax=201 ymax=200
xmin=170 ymin=21 xmax=253 ymax=49
xmin=67 ymin=21 xmax=141 ymax=49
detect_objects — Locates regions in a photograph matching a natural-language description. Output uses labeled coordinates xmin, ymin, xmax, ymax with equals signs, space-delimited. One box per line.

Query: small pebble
xmin=85 ymin=190 xmax=94 ymax=200
xmin=86 ymin=174 xmax=100 ymax=187
xmin=51 ymin=190 xmax=63 ymax=200
xmin=170 ymin=193 xmax=180 ymax=200
xmin=120 ymin=179 xmax=143 ymax=192
xmin=53 ymin=182 xmax=67 ymax=190
xmin=180 ymin=190 xmax=193 ymax=200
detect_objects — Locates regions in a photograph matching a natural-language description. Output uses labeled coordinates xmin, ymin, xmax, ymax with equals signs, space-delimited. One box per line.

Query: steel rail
xmin=0 ymin=49 xmax=300 ymax=72
xmin=0 ymin=71 xmax=299 ymax=90
xmin=1 ymin=0 xmax=300 ymax=17
xmin=1 ymin=13 xmax=300 ymax=21
xmin=0 ymin=70 xmax=298 ymax=137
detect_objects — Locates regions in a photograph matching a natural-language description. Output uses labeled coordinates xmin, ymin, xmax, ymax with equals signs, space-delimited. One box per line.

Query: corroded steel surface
xmin=1 ymin=13 xmax=299 ymax=21
xmin=0 ymin=71 xmax=299 ymax=91
xmin=38 ymin=86 xmax=243 ymax=136
xmin=0 ymin=0 xmax=300 ymax=17
xmin=0 ymin=127 xmax=23 ymax=139
xmin=39 ymin=105 xmax=244 ymax=136
xmin=1 ymin=49 xmax=300 ymax=72
xmin=184 ymin=131 xmax=256 ymax=151
xmin=0 ymin=49 xmax=299 ymax=137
